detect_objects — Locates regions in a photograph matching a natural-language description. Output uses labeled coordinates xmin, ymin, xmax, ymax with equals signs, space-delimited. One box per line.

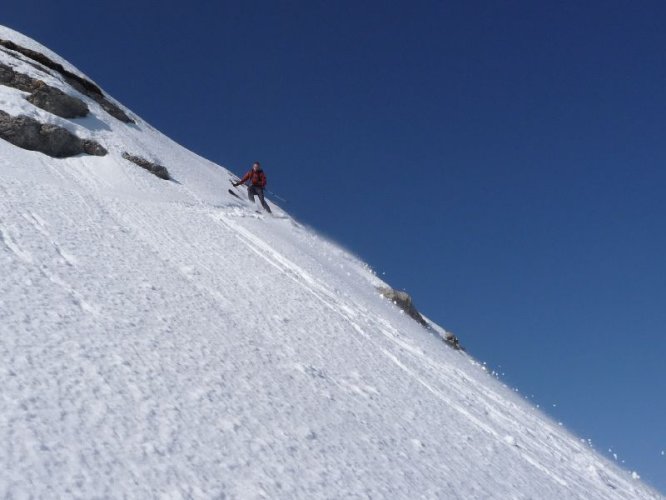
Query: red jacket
xmin=239 ymin=168 xmax=267 ymax=188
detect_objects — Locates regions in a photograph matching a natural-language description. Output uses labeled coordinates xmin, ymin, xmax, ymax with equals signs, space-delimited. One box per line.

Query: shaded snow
xmin=0 ymin=25 xmax=662 ymax=499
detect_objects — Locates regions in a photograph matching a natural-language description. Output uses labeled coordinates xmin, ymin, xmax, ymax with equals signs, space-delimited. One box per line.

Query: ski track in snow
xmin=0 ymin=25 xmax=662 ymax=500
xmin=213 ymin=211 xmax=636 ymax=494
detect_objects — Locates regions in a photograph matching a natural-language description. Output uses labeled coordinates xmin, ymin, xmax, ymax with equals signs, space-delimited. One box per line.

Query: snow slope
xmin=0 ymin=26 xmax=662 ymax=499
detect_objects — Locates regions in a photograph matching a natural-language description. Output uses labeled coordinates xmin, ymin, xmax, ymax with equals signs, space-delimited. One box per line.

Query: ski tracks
xmin=214 ymin=213 xmax=645 ymax=498
xmin=0 ymin=190 xmax=101 ymax=318
xmin=0 ymin=223 xmax=33 ymax=264
xmin=1 ymin=171 xmax=653 ymax=498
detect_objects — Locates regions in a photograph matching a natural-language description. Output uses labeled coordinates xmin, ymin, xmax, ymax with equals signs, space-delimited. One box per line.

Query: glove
xmin=232 ymin=182 xmax=240 ymax=187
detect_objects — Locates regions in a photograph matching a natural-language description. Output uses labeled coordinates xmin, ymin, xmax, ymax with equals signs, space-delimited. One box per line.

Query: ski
xmin=228 ymin=178 xmax=279 ymax=218
xmin=228 ymin=179 xmax=246 ymax=199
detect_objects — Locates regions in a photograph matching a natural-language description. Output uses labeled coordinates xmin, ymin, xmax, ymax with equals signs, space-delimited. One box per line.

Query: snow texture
xmin=0 ymin=25 xmax=662 ymax=499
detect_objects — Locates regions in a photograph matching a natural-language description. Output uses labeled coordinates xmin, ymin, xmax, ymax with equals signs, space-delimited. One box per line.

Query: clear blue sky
xmin=4 ymin=0 xmax=665 ymax=492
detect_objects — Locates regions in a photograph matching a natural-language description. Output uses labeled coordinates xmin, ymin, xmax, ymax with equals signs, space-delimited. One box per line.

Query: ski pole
xmin=266 ymin=189 xmax=288 ymax=203
xmin=228 ymin=173 xmax=288 ymax=203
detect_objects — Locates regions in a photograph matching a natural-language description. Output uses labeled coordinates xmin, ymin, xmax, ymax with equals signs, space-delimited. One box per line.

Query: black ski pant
xmin=248 ymin=185 xmax=272 ymax=213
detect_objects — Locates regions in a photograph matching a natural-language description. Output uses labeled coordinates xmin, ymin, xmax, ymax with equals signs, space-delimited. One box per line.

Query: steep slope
xmin=0 ymin=26 xmax=661 ymax=499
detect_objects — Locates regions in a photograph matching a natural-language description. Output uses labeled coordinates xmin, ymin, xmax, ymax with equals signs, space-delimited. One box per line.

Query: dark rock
xmin=0 ymin=62 xmax=37 ymax=92
xmin=1 ymin=63 xmax=89 ymax=119
xmin=39 ymin=123 xmax=85 ymax=157
xmin=82 ymin=140 xmax=107 ymax=156
xmin=378 ymin=286 xmax=464 ymax=350
xmin=441 ymin=332 xmax=463 ymax=351
xmin=0 ymin=39 xmax=104 ymax=96
xmin=0 ymin=39 xmax=134 ymax=124
xmin=0 ymin=47 xmax=52 ymax=75
xmin=96 ymin=98 xmax=132 ymax=123
xmin=26 ymin=82 xmax=89 ymax=119
xmin=0 ymin=110 xmax=106 ymax=158
xmin=122 ymin=152 xmax=171 ymax=180
xmin=378 ymin=287 xmax=429 ymax=327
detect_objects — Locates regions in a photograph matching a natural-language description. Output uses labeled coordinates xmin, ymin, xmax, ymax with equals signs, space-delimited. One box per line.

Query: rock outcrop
xmin=1 ymin=63 xmax=89 ymax=119
xmin=26 ymin=82 xmax=89 ymax=119
xmin=122 ymin=152 xmax=171 ymax=180
xmin=0 ymin=111 xmax=106 ymax=158
xmin=378 ymin=287 xmax=428 ymax=326
xmin=0 ymin=62 xmax=35 ymax=91
xmin=378 ymin=286 xmax=463 ymax=350
xmin=0 ymin=38 xmax=133 ymax=123
xmin=441 ymin=331 xmax=462 ymax=351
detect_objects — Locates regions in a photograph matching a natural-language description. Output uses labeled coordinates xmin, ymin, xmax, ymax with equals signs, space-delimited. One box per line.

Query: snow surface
xmin=0 ymin=25 xmax=662 ymax=499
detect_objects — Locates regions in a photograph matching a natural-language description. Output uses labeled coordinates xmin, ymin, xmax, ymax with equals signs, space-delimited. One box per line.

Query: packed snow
xmin=0 ymin=25 xmax=662 ymax=499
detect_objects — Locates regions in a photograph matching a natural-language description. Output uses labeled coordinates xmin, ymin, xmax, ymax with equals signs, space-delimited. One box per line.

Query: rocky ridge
xmin=0 ymin=32 xmax=170 ymax=177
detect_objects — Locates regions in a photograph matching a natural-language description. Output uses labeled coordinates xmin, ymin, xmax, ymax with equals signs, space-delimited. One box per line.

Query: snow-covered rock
xmin=0 ymin=110 xmax=105 ymax=157
xmin=0 ymin=25 xmax=661 ymax=499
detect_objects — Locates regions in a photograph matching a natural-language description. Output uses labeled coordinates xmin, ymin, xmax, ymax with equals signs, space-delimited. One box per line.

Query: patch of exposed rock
xmin=0 ymin=38 xmax=133 ymax=123
xmin=0 ymin=39 xmax=103 ymax=94
xmin=378 ymin=286 xmax=463 ymax=350
xmin=0 ymin=110 xmax=106 ymax=158
xmin=440 ymin=331 xmax=462 ymax=351
xmin=27 ymin=82 xmax=89 ymax=119
xmin=378 ymin=287 xmax=428 ymax=326
xmin=0 ymin=63 xmax=89 ymax=118
xmin=122 ymin=152 xmax=171 ymax=180
xmin=0 ymin=46 xmax=52 ymax=75
xmin=0 ymin=62 xmax=37 ymax=92
xmin=85 ymin=87 xmax=133 ymax=124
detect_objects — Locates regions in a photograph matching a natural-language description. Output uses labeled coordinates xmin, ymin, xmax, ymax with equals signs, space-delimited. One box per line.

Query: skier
xmin=233 ymin=161 xmax=272 ymax=213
